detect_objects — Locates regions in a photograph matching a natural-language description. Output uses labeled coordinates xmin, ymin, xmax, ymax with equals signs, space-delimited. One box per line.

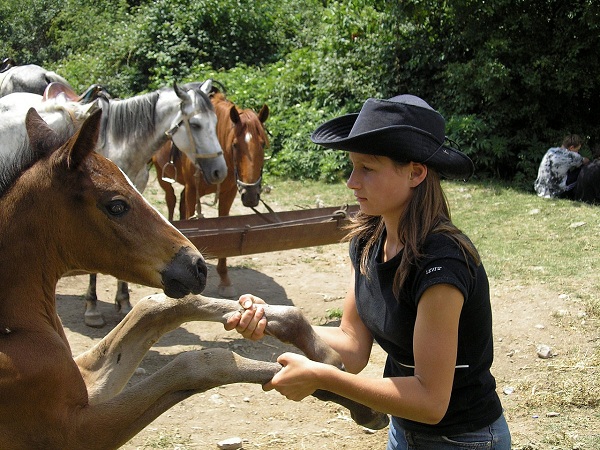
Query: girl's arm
xmin=224 ymin=265 xmax=374 ymax=373
xmin=264 ymin=283 xmax=464 ymax=424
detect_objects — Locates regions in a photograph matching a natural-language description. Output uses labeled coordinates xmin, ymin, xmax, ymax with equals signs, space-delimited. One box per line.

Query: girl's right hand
xmin=224 ymin=294 xmax=268 ymax=340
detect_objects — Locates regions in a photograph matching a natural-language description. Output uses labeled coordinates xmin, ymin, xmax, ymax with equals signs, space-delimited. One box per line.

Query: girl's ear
xmin=409 ymin=162 xmax=427 ymax=187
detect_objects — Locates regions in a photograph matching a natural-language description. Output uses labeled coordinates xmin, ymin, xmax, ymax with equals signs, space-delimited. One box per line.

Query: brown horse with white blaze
xmin=154 ymin=89 xmax=270 ymax=297
xmin=0 ymin=109 xmax=388 ymax=448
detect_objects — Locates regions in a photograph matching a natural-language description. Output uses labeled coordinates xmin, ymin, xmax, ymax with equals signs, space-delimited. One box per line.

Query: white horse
xmin=0 ymin=94 xmax=99 ymax=193
xmin=0 ymin=60 xmax=71 ymax=97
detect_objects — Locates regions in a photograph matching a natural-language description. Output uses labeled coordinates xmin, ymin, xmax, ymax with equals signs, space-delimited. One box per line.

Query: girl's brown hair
xmin=344 ymin=165 xmax=480 ymax=298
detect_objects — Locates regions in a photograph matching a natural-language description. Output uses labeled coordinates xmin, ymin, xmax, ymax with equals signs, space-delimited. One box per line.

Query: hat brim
xmin=311 ymin=113 xmax=474 ymax=180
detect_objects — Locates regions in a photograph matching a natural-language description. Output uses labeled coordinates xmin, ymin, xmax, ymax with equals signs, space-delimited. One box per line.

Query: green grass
xmin=266 ymin=176 xmax=600 ymax=317
xmin=444 ymin=180 xmax=600 ymax=317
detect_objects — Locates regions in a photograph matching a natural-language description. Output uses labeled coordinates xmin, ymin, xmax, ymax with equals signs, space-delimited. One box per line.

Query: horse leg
xmin=76 ymin=293 xmax=388 ymax=430
xmin=183 ymin=181 xmax=198 ymax=219
xmin=154 ymin=157 xmax=178 ymax=222
xmin=74 ymin=346 xmax=280 ymax=449
xmin=216 ymin=189 xmax=237 ymax=298
xmin=84 ymin=273 xmax=106 ymax=328
xmin=75 ymin=293 xmax=281 ymax=403
xmin=216 ymin=257 xmax=235 ymax=297
xmin=114 ymin=280 xmax=132 ymax=316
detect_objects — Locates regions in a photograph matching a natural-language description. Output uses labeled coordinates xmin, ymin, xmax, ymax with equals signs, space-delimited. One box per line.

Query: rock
xmin=537 ymin=344 xmax=553 ymax=359
xmin=217 ymin=436 xmax=243 ymax=449
xmin=503 ymin=386 xmax=515 ymax=395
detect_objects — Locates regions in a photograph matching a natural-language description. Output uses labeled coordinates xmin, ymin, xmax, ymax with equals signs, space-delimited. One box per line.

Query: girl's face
xmin=347 ymin=152 xmax=419 ymax=223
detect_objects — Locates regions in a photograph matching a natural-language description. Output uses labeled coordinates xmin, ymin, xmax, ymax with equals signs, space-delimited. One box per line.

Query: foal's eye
xmin=106 ymin=199 xmax=129 ymax=216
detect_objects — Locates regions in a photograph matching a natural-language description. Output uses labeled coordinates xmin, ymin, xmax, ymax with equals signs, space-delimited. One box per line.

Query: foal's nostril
xmin=196 ymin=256 xmax=208 ymax=279
xmin=161 ymin=249 xmax=207 ymax=298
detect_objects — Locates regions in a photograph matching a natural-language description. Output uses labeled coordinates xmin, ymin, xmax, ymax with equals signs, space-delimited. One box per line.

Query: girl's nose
xmin=346 ymin=170 xmax=358 ymax=189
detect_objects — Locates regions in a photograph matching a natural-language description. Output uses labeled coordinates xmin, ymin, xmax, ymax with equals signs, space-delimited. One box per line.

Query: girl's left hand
xmin=263 ymin=352 xmax=323 ymax=401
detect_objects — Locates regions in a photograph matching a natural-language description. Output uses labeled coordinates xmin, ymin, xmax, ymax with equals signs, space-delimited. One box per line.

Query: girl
xmin=225 ymin=95 xmax=511 ymax=449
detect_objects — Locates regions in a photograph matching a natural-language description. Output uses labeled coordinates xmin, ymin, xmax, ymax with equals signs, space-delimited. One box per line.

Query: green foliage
xmin=2 ymin=0 xmax=600 ymax=184
xmin=393 ymin=0 xmax=600 ymax=181
xmin=0 ymin=0 xmax=65 ymax=63
xmin=130 ymin=0 xmax=282 ymax=89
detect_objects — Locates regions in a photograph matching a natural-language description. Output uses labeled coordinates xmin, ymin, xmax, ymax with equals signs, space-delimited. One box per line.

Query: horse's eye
xmin=106 ymin=199 xmax=129 ymax=216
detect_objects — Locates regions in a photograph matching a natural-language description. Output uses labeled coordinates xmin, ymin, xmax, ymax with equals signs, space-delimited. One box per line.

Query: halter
xmin=231 ymin=142 xmax=263 ymax=195
xmin=162 ymin=96 xmax=223 ymax=183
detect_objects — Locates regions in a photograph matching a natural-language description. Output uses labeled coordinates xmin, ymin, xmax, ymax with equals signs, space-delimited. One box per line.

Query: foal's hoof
xmin=84 ymin=311 xmax=106 ymax=328
xmin=352 ymin=411 xmax=390 ymax=431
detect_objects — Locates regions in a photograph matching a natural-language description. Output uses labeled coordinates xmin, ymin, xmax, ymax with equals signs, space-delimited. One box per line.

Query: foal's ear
xmin=25 ymin=108 xmax=64 ymax=158
xmin=63 ymin=108 xmax=102 ymax=169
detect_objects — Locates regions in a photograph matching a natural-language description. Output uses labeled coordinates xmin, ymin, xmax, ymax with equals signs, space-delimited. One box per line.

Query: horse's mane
xmin=179 ymin=83 xmax=215 ymax=115
xmin=104 ymin=91 xmax=160 ymax=143
xmin=0 ymin=107 xmax=78 ymax=197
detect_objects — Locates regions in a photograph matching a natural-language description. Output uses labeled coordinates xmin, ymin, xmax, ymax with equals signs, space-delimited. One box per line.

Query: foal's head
xmin=12 ymin=109 xmax=207 ymax=297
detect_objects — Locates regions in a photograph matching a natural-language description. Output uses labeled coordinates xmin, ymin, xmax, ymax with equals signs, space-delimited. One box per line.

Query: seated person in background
xmin=534 ymin=134 xmax=589 ymax=199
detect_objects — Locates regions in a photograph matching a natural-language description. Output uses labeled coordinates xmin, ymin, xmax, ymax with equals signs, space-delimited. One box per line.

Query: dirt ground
xmin=54 ymin=183 xmax=599 ymax=450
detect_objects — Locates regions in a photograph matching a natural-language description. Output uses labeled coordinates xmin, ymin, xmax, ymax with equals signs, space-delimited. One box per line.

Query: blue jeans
xmin=387 ymin=414 xmax=511 ymax=449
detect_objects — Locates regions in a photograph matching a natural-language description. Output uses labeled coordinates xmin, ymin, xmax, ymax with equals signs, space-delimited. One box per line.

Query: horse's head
xmin=22 ymin=108 xmax=207 ymax=297
xmin=228 ymin=101 xmax=270 ymax=208
xmin=167 ymin=81 xmax=227 ymax=185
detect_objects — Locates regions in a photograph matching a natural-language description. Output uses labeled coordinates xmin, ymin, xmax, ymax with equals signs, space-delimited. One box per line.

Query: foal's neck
xmin=0 ymin=182 xmax=65 ymax=332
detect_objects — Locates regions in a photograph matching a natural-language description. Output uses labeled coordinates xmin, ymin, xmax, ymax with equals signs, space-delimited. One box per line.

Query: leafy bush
xmin=3 ymin=0 xmax=600 ymax=185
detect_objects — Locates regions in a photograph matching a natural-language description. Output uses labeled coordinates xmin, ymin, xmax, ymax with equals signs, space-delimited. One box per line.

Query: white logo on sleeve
xmin=425 ymin=266 xmax=442 ymax=275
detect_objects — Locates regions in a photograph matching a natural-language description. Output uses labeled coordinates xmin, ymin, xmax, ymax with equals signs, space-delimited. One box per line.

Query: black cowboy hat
xmin=310 ymin=95 xmax=474 ymax=180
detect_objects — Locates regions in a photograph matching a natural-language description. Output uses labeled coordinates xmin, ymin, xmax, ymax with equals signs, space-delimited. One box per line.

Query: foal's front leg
xmin=76 ymin=293 xmax=387 ymax=429
xmin=75 ymin=348 xmax=281 ymax=450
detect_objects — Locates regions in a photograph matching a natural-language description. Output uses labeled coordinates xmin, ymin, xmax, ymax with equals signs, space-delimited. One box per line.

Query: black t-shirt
xmin=350 ymin=232 xmax=503 ymax=435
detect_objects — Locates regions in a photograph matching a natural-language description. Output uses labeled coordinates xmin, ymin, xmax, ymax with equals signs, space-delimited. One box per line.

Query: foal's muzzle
xmin=161 ymin=248 xmax=207 ymax=298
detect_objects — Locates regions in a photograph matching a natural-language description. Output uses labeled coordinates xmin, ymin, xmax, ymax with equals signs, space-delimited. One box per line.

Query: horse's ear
xmin=200 ymin=79 xmax=213 ymax=95
xmin=229 ymin=105 xmax=241 ymax=125
xmin=173 ymin=81 xmax=191 ymax=102
xmin=62 ymin=108 xmax=102 ymax=169
xmin=258 ymin=104 xmax=269 ymax=124
xmin=25 ymin=108 xmax=64 ymax=158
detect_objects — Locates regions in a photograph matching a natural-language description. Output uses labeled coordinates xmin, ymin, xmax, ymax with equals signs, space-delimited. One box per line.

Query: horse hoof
xmin=218 ymin=284 xmax=237 ymax=298
xmin=115 ymin=300 xmax=133 ymax=316
xmin=84 ymin=311 xmax=106 ymax=328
